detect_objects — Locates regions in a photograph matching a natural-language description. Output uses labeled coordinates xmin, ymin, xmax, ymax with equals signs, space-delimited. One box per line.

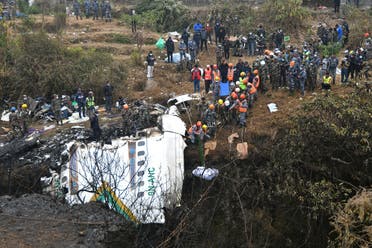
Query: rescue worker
xmin=219 ymin=60 xmax=229 ymax=82
xmin=222 ymin=37 xmax=230 ymax=60
xmin=329 ymin=55 xmax=339 ymax=85
xmin=188 ymin=121 xmax=205 ymax=144
xmin=204 ymin=65 xmax=213 ymax=94
xmin=200 ymin=27 xmax=208 ymax=52
xmin=86 ymin=91 xmax=95 ymax=116
xmin=191 ymin=64 xmax=202 ymax=93
xmin=288 ymin=60 xmax=297 ymax=95
xmin=179 ymin=39 xmax=187 ymax=62
xmin=238 ymin=94 xmax=248 ymax=127
xmin=51 ymin=94 xmax=62 ymax=125
xmin=92 ymin=0 xmax=99 ymax=20
xmin=253 ymin=70 xmax=260 ymax=93
xmin=320 ymin=55 xmax=330 ymax=84
xmin=247 ymin=82 xmax=257 ymax=108
xmin=341 ymin=57 xmax=350 ymax=84
xmin=322 ymin=71 xmax=332 ymax=91
xmin=89 ymin=110 xmax=101 ymax=141
xmin=84 ymin=0 xmax=90 ymax=18
xmin=73 ymin=0 xmax=82 ymax=20
xmin=76 ymin=88 xmax=86 ymax=118
xmin=247 ymin=32 xmax=256 ymax=56
xmin=188 ymin=39 xmax=197 ymax=62
xmin=298 ymin=66 xmax=307 ymax=96
xmin=121 ymin=104 xmax=130 ymax=133
xmin=166 ymin=36 xmax=175 ymax=63
xmin=307 ymin=62 xmax=317 ymax=92
xmin=227 ymin=63 xmax=234 ymax=82
xmin=146 ymin=51 xmax=156 ymax=78
xmin=104 ymin=0 xmax=111 ymax=22
xmin=19 ymin=104 xmax=29 ymax=135
xmin=104 ymin=81 xmax=114 ymax=113
xmin=9 ymin=107 xmax=20 ymax=134
xmin=259 ymin=61 xmax=268 ymax=93
xmin=202 ymin=104 xmax=216 ymax=136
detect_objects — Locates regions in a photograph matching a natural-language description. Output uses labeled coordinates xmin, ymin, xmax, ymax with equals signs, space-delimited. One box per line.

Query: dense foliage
xmin=0 ymin=26 xmax=126 ymax=101
xmin=121 ymin=0 xmax=191 ymax=32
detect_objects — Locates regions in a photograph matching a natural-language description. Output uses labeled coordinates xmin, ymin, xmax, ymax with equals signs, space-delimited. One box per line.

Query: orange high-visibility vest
xmin=204 ymin=69 xmax=212 ymax=80
xmin=248 ymin=83 xmax=257 ymax=94
xmin=253 ymin=75 xmax=260 ymax=89
xmin=227 ymin=68 xmax=234 ymax=81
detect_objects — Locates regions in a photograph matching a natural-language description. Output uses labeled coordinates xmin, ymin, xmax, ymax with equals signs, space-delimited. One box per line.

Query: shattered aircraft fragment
xmin=57 ymin=114 xmax=186 ymax=224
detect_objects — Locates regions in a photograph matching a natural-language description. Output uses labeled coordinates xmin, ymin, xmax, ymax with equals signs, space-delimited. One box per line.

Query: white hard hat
xmin=236 ymin=81 xmax=240 ymax=86
xmin=260 ymin=60 xmax=266 ymax=66
xmin=224 ymin=100 xmax=230 ymax=106
xmin=235 ymin=87 xmax=240 ymax=93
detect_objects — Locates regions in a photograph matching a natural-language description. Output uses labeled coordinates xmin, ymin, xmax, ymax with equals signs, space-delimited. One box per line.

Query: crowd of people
xmin=71 ymin=0 xmax=112 ymax=22
xmin=182 ymin=19 xmax=370 ymax=144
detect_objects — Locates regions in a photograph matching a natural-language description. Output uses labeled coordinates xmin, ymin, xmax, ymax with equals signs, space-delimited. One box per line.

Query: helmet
xmin=236 ymin=81 xmax=240 ymax=86
xmin=231 ymin=92 xmax=238 ymax=99
xmin=206 ymin=64 xmax=210 ymax=68
xmin=235 ymin=87 xmax=240 ymax=93
xmin=215 ymin=76 xmax=220 ymax=81
xmin=123 ymin=104 xmax=129 ymax=110
xmin=228 ymin=63 xmax=233 ymax=67
xmin=260 ymin=60 xmax=266 ymax=66
xmin=213 ymin=64 xmax=218 ymax=69
xmin=209 ymin=104 xmax=215 ymax=110
xmin=364 ymin=32 xmax=369 ymax=38
xmin=202 ymin=124 xmax=208 ymax=131
xmin=21 ymin=104 xmax=28 ymax=109
xmin=240 ymin=94 xmax=246 ymax=100
xmin=224 ymin=100 xmax=230 ymax=106
xmin=289 ymin=61 xmax=295 ymax=67
xmin=242 ymin=78 xmax=248 ymax=84
xmin=253 ymin=69 xmax=259 ymax=75
xmin=218 ymin=99 xmax=224 ymax=105
xmin=196 ymin=121 xmax=202 ymax=127
xmin=10 ymin=107 xmax=16 ymax=112
xmin=240 ymin=72 xmax=246 ymax=77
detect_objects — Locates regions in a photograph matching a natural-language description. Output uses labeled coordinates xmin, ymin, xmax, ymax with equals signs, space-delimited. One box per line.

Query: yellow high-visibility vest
xmin=323 ymin=76 xmax=332 ymax=84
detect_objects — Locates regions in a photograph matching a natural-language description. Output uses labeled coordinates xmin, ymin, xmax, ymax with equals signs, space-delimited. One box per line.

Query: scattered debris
xmin=267 ymin=103 xmax=278 ymax=113
xmin=192 ymin=166 xmax=219 ymax=181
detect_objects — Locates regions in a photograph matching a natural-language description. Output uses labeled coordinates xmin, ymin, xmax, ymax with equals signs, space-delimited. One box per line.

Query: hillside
xmin=0 ymin=1 xmax=371 ymax=248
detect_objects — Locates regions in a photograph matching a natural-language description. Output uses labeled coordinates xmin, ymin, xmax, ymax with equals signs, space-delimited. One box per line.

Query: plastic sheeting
xmin=163 ymin=52 xmax=191 ymax=64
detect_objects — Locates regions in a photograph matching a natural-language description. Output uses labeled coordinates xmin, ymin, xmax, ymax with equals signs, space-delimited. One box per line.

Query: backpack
xmin=192 ymin=68 xmax=200 ymax=80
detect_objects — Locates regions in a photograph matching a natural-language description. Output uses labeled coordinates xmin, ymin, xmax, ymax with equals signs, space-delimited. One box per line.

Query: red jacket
xmin=192 ymin=68 xmax=201 ymax=80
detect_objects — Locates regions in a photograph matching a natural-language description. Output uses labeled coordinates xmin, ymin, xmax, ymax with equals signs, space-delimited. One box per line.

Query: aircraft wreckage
xmin=39 ymin=97 xmax=200 ymax=224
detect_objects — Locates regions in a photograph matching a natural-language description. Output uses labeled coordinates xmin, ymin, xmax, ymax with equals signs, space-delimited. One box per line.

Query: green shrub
xmin=130 ymin=48 xmax=142 ymax=66
xmin=319 ymin=43 xmax=342 ymax=57
xmin=107 ymin=33 xmax=132 ymax=44
xmin=0 ymin=32 xmax=126 ymax=102
xmin=262 ymin=0 xmax=310 ymax=30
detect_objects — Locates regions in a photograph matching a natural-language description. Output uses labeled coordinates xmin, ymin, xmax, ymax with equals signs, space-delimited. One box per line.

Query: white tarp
xmin=60 ymin=122 xmax=187 ymax=224
xmin=164 ymin=52 xmax=191 ymax=63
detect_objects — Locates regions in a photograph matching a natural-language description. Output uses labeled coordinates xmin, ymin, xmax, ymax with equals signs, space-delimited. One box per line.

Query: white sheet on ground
xmin=67 ymin=112 xmax=89 ymax=123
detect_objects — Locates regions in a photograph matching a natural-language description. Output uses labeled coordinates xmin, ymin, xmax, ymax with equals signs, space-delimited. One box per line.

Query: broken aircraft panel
xmin=58 ymin=114 xmax=187 ymax=224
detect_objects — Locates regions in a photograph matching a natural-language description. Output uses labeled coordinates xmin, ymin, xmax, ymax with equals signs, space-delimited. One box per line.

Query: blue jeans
xmin=193 ymin=79 xmax=200 ymax=93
